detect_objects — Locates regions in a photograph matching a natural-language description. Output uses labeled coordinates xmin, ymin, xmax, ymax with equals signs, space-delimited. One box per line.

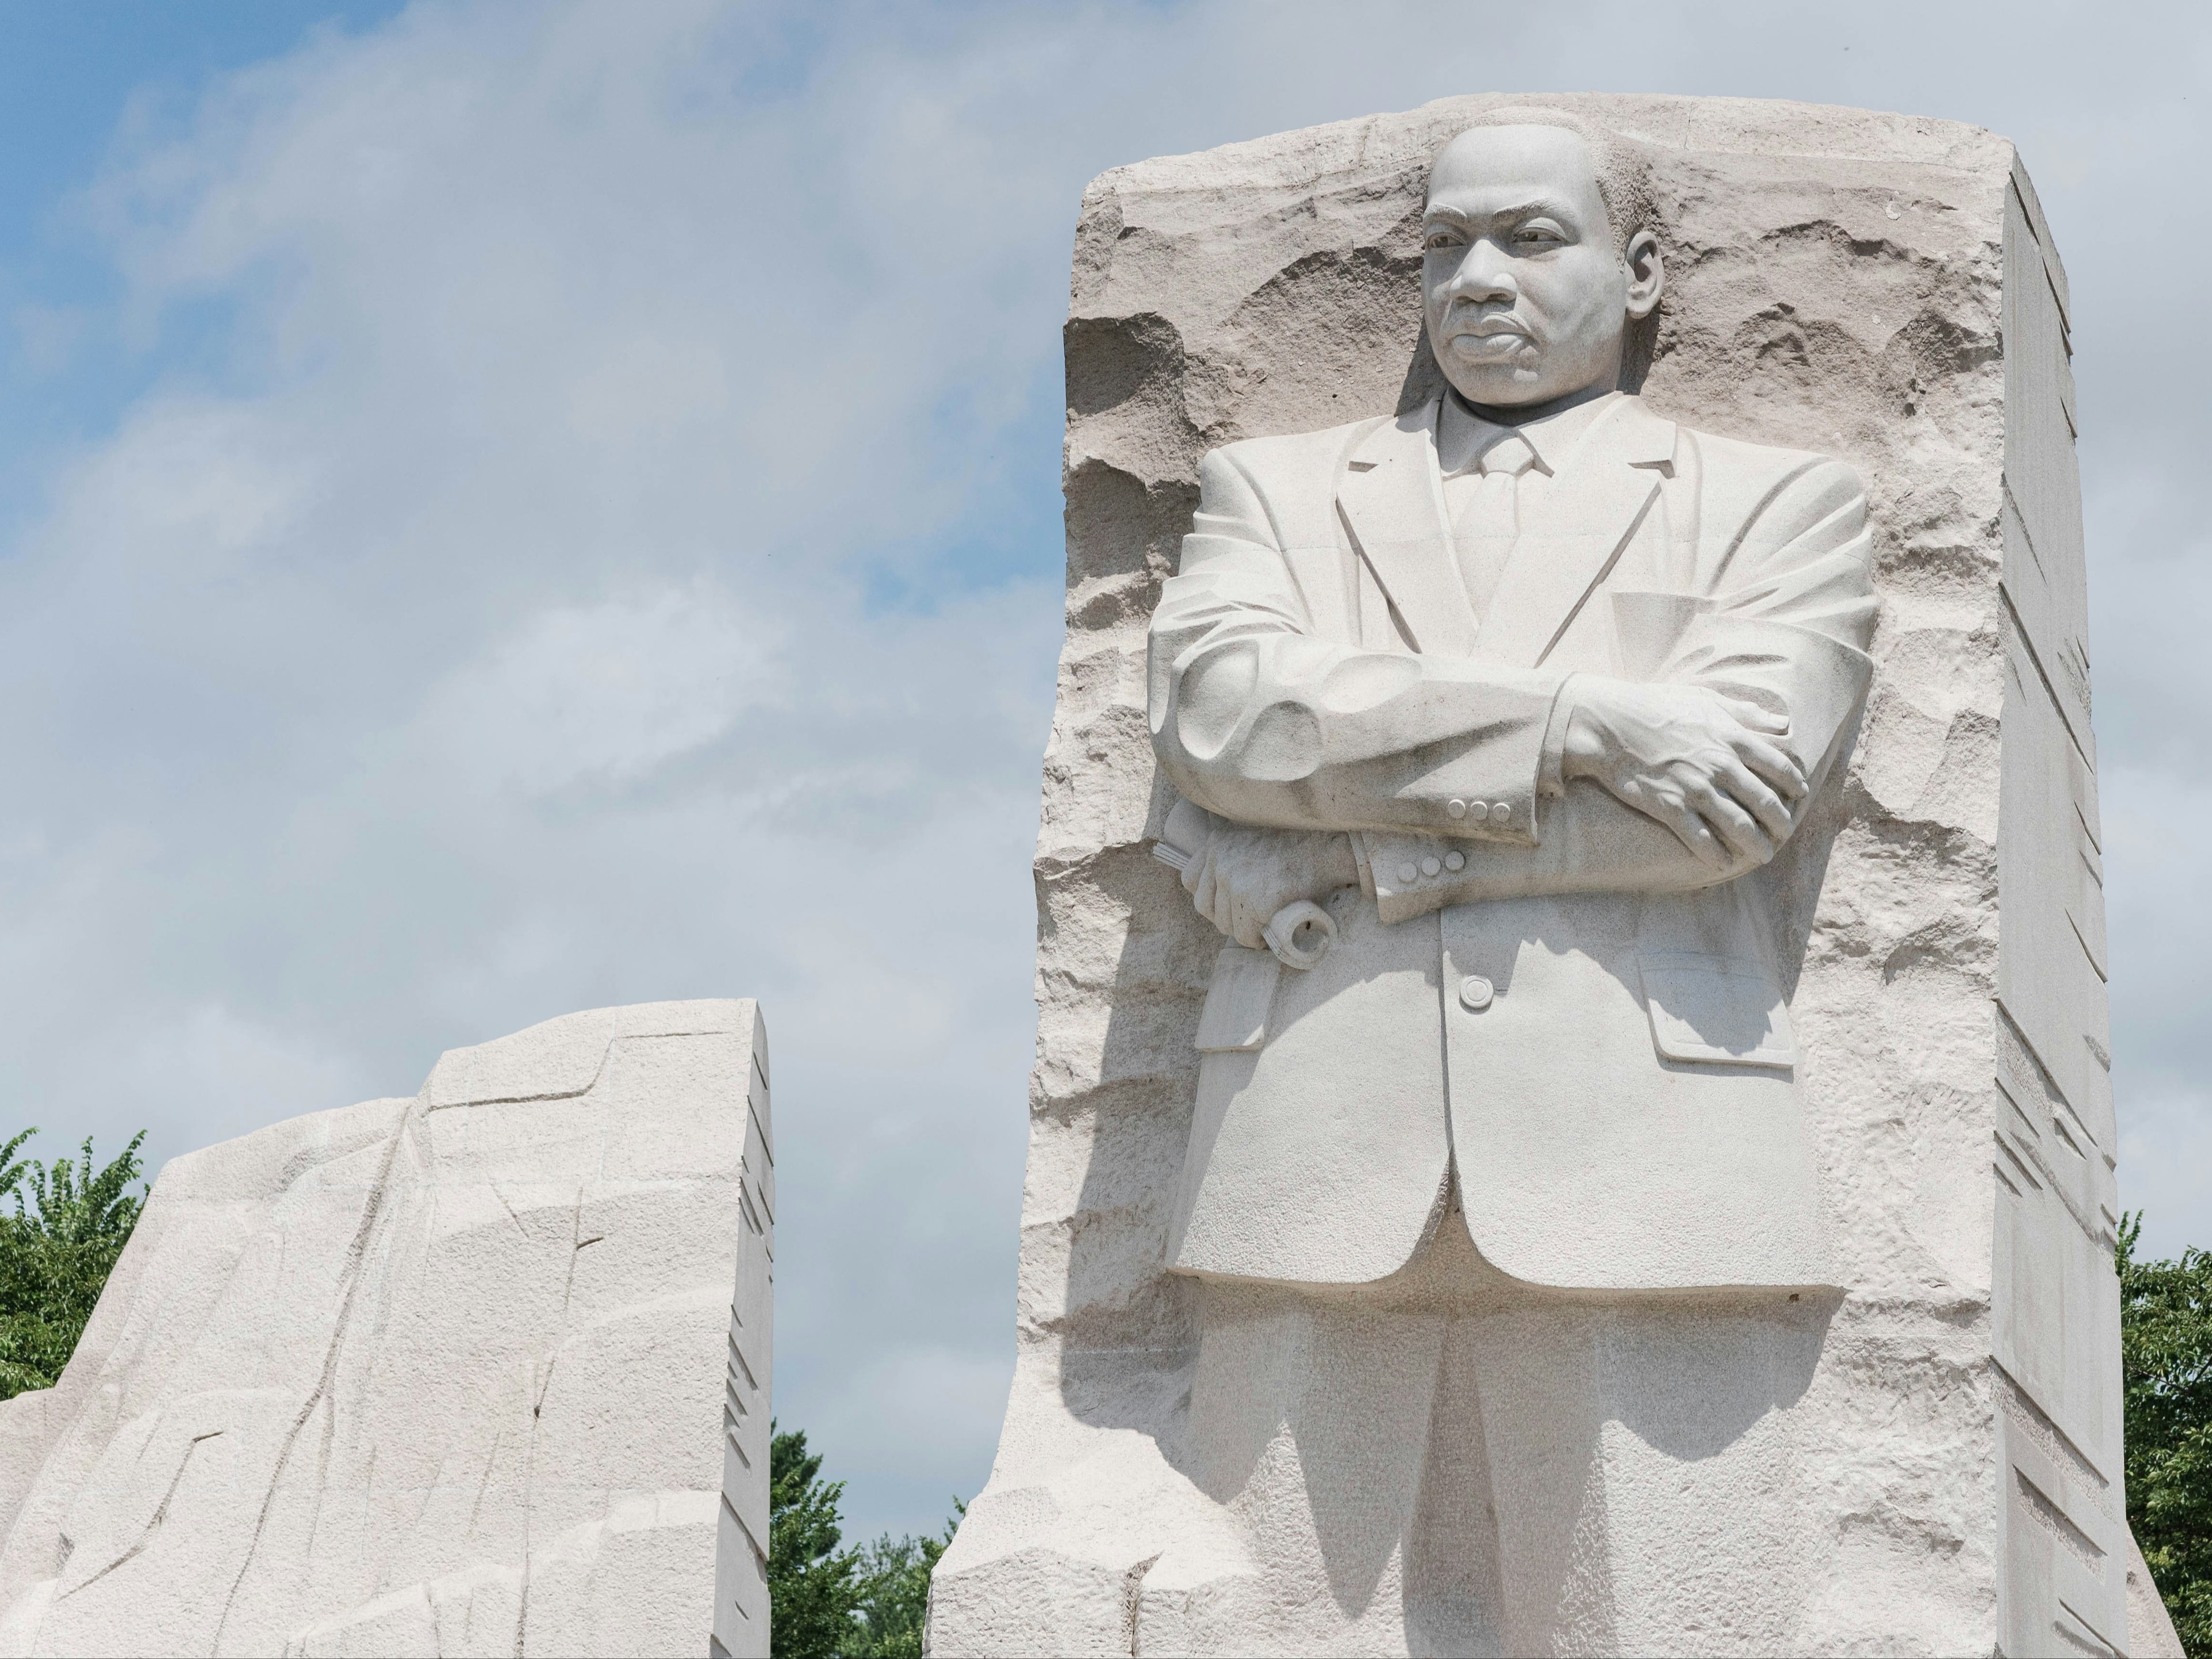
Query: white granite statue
xmin=1153 ymin=110 xmax=1872 ymax=1292
xmin=1148 ymin=106 xmax=1873 ymax=1650
xmin=935 ymin=95 xmax=2177 ymax=1658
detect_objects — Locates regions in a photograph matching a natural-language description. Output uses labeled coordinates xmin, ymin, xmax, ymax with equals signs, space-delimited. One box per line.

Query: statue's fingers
xmin=1689 ymin=782 xmax=1776 ymax=864
xmin=1716 ymin=760 xmax=1794 ymax=840
xmin=1639 ymin=785 xmax=1729 ymax=867
xmin=1230 ymin=889 xmax=1269 ymax=951
xmin=1733 ymin=733 xmax=1807 ymax=798
xmin=1190 ymin=858 xmax=1219 ymax=919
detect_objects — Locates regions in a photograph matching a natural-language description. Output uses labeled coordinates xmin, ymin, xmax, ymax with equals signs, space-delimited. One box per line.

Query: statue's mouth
xmin=1445 ymin=312 xmax=1533 ymax=344
xmin=1447 ymin=325 xmax=1533 ymax=357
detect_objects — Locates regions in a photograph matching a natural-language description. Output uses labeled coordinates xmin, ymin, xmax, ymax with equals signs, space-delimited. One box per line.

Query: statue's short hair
xmin=1437 ymin=105 xmax=1660 ymax=258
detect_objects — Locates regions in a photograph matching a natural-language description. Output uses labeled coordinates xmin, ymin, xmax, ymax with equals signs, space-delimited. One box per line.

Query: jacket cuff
xmin=1349 ymin=831 xmax=1376 ymax=901
xmin=1388 ymin=737 xmax=1548 ymax=842
xmin=1363 ymin=831 xmax=1471 ymax=924
xmin=1539 ymin=674 xmax=1581 ymax=799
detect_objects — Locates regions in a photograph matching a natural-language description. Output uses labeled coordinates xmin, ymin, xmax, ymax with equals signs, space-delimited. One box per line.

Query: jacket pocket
xmin=1636 ymin=948 xmax=1797 ymax=1070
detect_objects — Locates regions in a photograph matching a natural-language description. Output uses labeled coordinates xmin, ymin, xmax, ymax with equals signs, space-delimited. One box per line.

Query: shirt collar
xmin=1435 ymin=388 xmax=1626 ymax=478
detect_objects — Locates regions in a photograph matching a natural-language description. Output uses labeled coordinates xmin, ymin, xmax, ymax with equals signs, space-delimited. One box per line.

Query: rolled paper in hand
xmin=1260 ymin=899 xmax=1336 ymax=970
xmin=1153 ymin=840 xmax=1336 ymax=970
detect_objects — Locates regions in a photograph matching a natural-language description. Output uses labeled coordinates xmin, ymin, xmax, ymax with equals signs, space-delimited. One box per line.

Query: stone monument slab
xmin=0 ymin=998 xmax=772 ymax=1659
xmin=933 ymin=93 xmax=2171 ymax=1658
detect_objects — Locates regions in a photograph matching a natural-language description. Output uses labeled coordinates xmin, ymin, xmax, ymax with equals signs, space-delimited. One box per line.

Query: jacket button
xmin=1397 ymin=863 xmax=1418 ymax=883
xmin=1421 ymin=857 xmax=1441 ymax=877
xmin=1446 ymin=798 xmax=1468 ymax=819
xmin=1459 ymin=975 xmax=1494 ymax=1011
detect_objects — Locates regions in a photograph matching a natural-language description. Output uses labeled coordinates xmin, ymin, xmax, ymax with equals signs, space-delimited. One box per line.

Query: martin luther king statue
xmin=1143 ymin=106 xmax=1878 ymax=1653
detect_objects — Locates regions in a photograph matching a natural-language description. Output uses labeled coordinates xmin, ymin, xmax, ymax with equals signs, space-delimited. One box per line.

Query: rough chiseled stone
xmin=0 ymin=999 xmax=771 ymax=1659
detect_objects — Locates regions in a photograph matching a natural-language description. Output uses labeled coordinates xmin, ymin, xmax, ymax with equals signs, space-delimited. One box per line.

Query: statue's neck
xmin=1452 ymin=380 xmax=1621 ymax=429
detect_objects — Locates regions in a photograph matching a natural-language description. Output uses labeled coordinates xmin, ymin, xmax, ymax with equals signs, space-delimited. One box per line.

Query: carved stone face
xmin=1421 ymin=124 xmax=1662 ymax=410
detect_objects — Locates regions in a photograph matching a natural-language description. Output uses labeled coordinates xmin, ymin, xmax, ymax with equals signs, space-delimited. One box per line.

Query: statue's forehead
xmin=1426 ymin=125 xmax=1600 ymax=205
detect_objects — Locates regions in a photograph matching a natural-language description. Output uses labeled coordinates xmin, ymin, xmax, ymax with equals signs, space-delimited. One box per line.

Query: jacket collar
xmin=1338 ymin=400 xmax=1474 ymax=657
xmin=1338 ymin=392 xmax=1677 ymax=668
xmin=1436 ymin=387 xmax=1627 ymax=479
xmin=1474 ymin=393 xmax=1676 ymax=669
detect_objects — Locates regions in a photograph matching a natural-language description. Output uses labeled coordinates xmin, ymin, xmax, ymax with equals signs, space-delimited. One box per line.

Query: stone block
xmin=934 ymin=93 xmax=2150 ymax=1657
xmin=0 ymin=998 xmax=771 ymax=1659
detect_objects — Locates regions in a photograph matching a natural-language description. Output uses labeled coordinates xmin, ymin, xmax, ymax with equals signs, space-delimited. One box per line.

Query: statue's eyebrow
xmin=1422 ymin=198 xmax=1577 ymax=226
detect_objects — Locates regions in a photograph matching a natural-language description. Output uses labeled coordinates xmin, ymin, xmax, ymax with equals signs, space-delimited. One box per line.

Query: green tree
xmin=769 ymin=1425 xmax=862 ymax=1657
xmin=849 ymin=1501 xmax=963 ymax=1658
xmin=767 ymin=1422 xmax=963 ymax=1658
xmin=0 ymin=1128 xmax=147 ymax=1400
xmin=2119 ymin=1213 xmax=2212 ymax=1655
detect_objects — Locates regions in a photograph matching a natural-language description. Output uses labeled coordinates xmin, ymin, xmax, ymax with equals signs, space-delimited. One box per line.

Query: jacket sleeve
xmin=1149 ymin=443 xmax=1567 ymax=840
xmin=1359 ymin=456 xmax=1879 ymax=922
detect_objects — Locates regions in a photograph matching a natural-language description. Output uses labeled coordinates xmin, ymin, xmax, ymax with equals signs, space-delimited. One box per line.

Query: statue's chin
xmin=1440 ymin=344 xmax=1623 ymax=412
xmin=1441 ymin=362 xmax=1552 ymax=408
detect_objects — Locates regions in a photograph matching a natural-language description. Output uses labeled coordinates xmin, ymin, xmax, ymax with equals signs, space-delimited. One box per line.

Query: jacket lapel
xmin=1335 ymin=402 xmax=1478 ymax=659
xmin=1474 ymin=397 xmax=1678 ymax=669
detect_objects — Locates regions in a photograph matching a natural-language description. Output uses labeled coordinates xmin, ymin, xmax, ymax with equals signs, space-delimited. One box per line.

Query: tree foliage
xmin=2119 ymin=1213 xmax=2212 ymax=1656
xmin=767 ymin=1423 xmax=959 ymax=1658
xmin=849 ymin=1503 xmax=960 ymax=1658
xmin=0 ymin=1128 xmax=147 ymax=1400
xmin=769 ymin=1425 xmax=862 ymax=1657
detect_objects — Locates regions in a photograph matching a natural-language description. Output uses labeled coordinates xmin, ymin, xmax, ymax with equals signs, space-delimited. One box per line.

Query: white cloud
xmin=419 ymin=586 xmax=779 ymax=793
xmin=0 ymin=0 xmax=2202 ymax=1536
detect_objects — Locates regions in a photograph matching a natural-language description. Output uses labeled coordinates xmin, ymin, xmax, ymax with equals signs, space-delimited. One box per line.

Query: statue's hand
xmin=1165 ymin=800 xmax=1358 ymax=950
xmin=1560 ymin=678 xmax=1808 ymax=868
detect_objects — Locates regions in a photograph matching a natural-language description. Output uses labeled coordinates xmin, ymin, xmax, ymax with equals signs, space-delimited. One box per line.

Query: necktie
xmin=1453 ymin=430 xmax=1536 ymax=622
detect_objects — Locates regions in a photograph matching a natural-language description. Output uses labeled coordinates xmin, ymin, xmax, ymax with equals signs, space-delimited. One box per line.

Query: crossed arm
xmin=1150 ymin=447 xmax=1877 ymax=944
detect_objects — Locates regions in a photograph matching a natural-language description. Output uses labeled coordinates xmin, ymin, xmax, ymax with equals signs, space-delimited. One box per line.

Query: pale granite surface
xmin=0 ymin=999 xmax=771 ymax=1659
xmin=932 ymin=94 xmax=2166 ymax=1657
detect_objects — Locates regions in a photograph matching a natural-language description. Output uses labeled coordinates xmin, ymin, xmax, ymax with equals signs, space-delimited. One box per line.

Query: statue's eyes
xmin=1423 ymin=228 xmax=1463 ymax=251
xmin=1513 ymin=224 xmax=1567 ymax=247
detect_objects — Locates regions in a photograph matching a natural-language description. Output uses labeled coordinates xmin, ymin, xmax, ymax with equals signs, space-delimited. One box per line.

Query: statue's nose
xmin=1446 ymin=240 xmax=1518 ymax=302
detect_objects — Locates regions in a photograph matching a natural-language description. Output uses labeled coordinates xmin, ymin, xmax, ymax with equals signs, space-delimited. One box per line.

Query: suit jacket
xmin=1148 ymin=392 xmax=1877 ymax=1291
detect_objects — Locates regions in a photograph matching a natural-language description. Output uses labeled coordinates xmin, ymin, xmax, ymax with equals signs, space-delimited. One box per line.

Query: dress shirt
xmin=1434 ymin=388 xmax=1627 ymax=799
xmin=1435 ymin=387 xmax=1626 ymax=522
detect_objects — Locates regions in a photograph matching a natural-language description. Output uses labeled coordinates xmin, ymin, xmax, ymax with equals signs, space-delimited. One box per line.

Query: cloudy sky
xmin=0 ymin=0 xmax=2204 ymax=1540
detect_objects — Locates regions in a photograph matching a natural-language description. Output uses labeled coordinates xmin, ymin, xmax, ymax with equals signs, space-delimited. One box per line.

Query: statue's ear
xmin=1624 ymin=228 xmax=1665 ymax=321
